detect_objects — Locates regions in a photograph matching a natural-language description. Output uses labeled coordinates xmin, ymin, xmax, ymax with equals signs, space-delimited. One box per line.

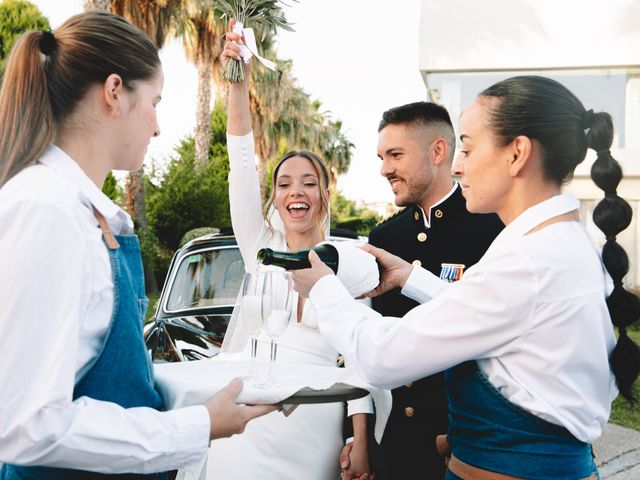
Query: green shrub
xmin=0 ymin=0 xmax=49 ymax=79
xmin=330 ymin=188 xmax=381 ymax=236
xmin=146 ymin=103 xmax=231 ymax=251
xmin=102 ymin=171 xmax=121 ymax=203
xmin=335 ymin=213 xmax=380 ymax=236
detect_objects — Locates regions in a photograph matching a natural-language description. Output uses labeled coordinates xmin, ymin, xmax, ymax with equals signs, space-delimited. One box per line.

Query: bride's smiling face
xmin=273 ymin=156 xmax=326 ymax=237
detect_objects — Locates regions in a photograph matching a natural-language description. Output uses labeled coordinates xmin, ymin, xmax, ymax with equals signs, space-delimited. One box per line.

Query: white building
xmin=419 ymin=0 xmax=640 ymax=287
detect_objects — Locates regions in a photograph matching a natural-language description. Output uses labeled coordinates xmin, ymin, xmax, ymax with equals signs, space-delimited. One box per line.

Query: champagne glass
xmin=240 ymin=271 xmax=272 ymax=382
xmin=257 ymin=271 xmax=294 ymax=388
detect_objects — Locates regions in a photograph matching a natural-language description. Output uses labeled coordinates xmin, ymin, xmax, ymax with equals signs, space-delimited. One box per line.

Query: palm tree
xmin=176 ymin=0 xmax=226 ymax=169
xmin=249 ymin=56 xmax=315 ymax=197
xmin=297 ymin=99 xmax=354 ymax=187
xmin=249 ymin=59 xmax=289 ymax=195
xmin=110 ymin=0 xmax=182 ymax=48
xmin=317 ymin=119 xmax=354 ymax=188
xmin=82 ymin=0 xmax=110 ymax=10
xmin=248 ymin=56 xmax=354 ymax=197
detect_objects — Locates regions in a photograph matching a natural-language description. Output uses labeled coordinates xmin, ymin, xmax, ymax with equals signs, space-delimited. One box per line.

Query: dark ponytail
xmin=586 ymin=112 xmax=640 ymax=402
xmin=481 ymin=76 xmax=639 ymax=401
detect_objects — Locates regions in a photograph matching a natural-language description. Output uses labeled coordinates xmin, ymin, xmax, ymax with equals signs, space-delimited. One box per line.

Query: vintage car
xmin=143 ymin=228 xmax=362 ymax=363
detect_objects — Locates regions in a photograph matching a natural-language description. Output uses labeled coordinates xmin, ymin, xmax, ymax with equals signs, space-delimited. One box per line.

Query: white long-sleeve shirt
xmin=310 ymin=194 xmax=618 ymax=443
xmin=0 ymin=145 xmax=210 ymax=472
xmin=227 ymin=132 xmax=373 ymax=416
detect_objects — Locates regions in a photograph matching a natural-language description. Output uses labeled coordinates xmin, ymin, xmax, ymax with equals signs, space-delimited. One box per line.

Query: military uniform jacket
xmin=368 ymin=183 xmax=503 ymax=480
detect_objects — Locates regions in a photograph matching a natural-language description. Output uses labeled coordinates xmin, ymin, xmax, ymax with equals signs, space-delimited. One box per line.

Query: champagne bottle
xmin=257 ymin=244 xmax=339 ymax=273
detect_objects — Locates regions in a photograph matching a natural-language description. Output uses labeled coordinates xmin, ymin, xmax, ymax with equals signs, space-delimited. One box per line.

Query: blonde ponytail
xmin=0 ymin=11 xmax=160 ymax=187
xmin=0 ymin=31 xmax=54 ymax=187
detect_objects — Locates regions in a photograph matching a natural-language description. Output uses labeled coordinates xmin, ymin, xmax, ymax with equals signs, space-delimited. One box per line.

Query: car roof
xmin=180 ymin=227 xmax=364 ymax=253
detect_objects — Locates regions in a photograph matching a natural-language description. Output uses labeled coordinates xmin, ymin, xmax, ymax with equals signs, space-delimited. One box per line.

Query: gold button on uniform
xmin=417 ymin=232 xmax=427 ymax=242
xmin=435 ymin=209 xmax=443 ymax=219
xmin=411 ymin=260 xmax=421 ymax=267
xmin=414 ymin=212 xmax=420 ymax=221
xmin=405 ymin=406 xmax=415 ymax=418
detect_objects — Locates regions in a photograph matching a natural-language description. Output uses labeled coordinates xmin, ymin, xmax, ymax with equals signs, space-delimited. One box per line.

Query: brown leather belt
xmin=448 ymin=454 xmax=597 ymax=480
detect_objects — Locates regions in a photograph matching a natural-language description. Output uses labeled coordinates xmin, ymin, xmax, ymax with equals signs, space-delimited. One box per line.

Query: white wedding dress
xmin=204 ymin=133 xmax=371 ymax=480
xmin=207 ymin=324 xmax=345 ymax=479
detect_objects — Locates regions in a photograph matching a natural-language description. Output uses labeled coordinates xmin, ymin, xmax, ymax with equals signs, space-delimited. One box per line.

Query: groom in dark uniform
xmin=368 ymin=102 xmax=503 ymax=479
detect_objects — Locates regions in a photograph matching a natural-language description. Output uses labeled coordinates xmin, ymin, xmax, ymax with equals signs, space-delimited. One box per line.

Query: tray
xmin=281 ymin=383 xmax=368 ymax=404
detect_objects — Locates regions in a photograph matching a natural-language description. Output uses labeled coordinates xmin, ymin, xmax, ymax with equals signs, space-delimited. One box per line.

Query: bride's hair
xmin=264 ymin=150 xmax=331 ymax=239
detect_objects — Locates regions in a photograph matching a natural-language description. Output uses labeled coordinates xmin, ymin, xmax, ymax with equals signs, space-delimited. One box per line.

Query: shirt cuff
xmin=165 ymin=405 xmax=211 ymax=474
xmin=401 ymin=266 xmax=445 ymax=303
xmin=347 ymin=395 xmax=374 ymax=416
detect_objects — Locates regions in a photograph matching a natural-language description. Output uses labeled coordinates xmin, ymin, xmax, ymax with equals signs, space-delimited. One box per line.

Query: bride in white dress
xmin=205 ymin=20 xmax=374 ymax=480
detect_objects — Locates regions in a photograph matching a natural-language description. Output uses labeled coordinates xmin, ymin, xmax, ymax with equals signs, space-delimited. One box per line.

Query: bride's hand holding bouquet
xmin=217 ymin=0 xmax=295 ymax=83
xmin=222 ymin=19 xmax=252 ymax=84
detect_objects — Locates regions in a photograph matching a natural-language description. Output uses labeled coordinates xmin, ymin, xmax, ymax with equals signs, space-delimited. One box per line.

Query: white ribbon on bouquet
xmin=232 ymin=21 xmax=276 ymax=71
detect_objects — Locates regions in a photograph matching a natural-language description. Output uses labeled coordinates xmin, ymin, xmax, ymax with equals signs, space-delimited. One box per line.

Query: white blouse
xmin=0 ymin=146 xmax=209 ymax=472
xmin=310 ymin=194 xmax=618 ymax=443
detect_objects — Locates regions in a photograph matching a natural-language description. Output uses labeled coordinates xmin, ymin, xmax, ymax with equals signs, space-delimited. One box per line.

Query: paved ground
xmin=593 ymin=423 xmax=640 ymax=479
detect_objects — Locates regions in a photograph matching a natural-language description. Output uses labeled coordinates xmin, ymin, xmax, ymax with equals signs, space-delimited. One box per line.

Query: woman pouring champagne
xmin=293 ymin=76 xmax=639 ymax=479
xmin=0 ymin=11 xmax=273 ymax=479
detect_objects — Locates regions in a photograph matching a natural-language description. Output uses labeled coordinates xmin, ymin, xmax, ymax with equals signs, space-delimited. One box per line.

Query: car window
xmin=166 ymin=247 xmax=245 ymax=311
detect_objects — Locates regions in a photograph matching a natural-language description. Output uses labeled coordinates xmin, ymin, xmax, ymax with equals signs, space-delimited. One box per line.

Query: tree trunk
xmin=194 ymin=54 xmax=212 ymax=169
xmin=125 ymin=168 xmax=159 ymax=294
xmin=82 ymin=0 xmax=109 ymax=11
xmin=82 ymin=0 xmax=158 ymax=296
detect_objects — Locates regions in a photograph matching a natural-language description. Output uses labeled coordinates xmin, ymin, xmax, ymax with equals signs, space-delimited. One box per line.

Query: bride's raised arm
xmin=224 ymin=20 xmax=267 ymax=270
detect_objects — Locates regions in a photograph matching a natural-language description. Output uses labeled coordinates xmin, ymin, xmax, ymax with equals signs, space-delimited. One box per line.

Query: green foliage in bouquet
xmin=216 ymin=0 xmax=296 ymax=83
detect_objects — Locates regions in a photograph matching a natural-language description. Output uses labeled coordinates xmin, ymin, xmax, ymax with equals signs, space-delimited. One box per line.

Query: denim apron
xmin=445 ymin=361 xmax=598 ymax=480
xmin=1 ymin=209 xmax=167 ymax=480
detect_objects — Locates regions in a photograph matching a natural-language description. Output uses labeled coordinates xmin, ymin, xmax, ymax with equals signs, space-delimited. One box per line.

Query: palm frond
xmin=217 ymin=0 xmax=298 ymax=83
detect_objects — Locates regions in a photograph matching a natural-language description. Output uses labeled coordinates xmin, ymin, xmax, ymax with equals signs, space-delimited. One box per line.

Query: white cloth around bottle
xmin=321 ymin=240 xmax=380 ymax=298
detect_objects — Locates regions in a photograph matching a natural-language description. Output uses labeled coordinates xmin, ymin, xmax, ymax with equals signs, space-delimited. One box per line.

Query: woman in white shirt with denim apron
xmin=0 ymin=11 xmax=272 ymax=479
xmin=293 ymin=76 xmax=639 ymax=480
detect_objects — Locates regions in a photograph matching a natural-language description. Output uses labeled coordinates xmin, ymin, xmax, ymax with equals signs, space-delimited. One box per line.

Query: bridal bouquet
xmin=217 ymin=0 xmax=296 ymax=83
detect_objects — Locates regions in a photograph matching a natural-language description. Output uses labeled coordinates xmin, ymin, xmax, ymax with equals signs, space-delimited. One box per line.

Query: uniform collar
xmin=416 ymin=182 xmax=459 ymax=229
xmin=493 ymin=194 xmax=580 ymax=245
xmin=38 ymin=144 xmax=133 ymax=234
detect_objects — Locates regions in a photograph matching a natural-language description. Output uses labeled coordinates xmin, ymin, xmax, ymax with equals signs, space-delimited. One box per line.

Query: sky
xmin=31 ymin=0 xmax=427 ymax=211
